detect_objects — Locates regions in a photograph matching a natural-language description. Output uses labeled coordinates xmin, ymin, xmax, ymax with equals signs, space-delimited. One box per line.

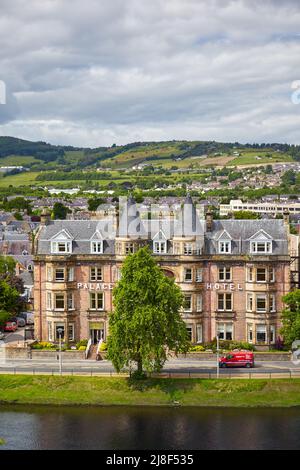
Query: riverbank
xmin=1 ymin=375 xmax=300 ymax=407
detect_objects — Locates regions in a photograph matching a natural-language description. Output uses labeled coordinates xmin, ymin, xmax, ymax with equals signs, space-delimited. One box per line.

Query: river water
xmin=0 ymin=406 xmax=300 ymax=450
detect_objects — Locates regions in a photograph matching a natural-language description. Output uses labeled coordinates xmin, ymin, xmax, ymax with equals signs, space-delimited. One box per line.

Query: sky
xmin=0 ymin=0 xmax=300 ymax=147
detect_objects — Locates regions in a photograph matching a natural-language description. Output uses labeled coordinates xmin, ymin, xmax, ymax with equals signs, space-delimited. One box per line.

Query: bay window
xmin=184 ymin=294 xmax=192 ymax=312
xmin=256 ymin=325 xmax=267 ymax=343
xmin=196 ymin=324 xmax=203 ymax=343
xmin=55 ymin=268 xmax=65 ymax=282
xmin=256 ymin=268 xmax=267 ymax=282
xmin=196 ymin=268 xmax=203 ymax=282
xmin=67 ymin=292 xmax=74 ymax=310
xmin=54 ymin=293 xmax=65 ymax=310
xmin=196 ymin=294 xmax=203 ymax=312
xmin=270 ymin=325 xmax=276 ymax=344
xmin=184 ymin=268 xmax=192 ymax=282
xmin=68 ymin=324 xmax=75 ymax=342
xmin=217 ymin=323 xmax=233 ymax=340
xmin=256 ymin=295 xmax=267 ymax=312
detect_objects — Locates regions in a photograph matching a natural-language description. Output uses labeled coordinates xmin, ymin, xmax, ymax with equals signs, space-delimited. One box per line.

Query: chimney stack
xmin=283 ymin=211 xmax=290 ymax=226
xmin=206 ymin=210 xmax=213 ymax=232
xmin=40 ymin=208 xmax=51 ymax=226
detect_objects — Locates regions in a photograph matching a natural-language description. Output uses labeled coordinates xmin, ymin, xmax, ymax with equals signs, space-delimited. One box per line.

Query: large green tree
xmin=51 ymin=202 xmax=70 ymax=220
xmin=107 ymin=246 xmax=189 ymax=375
xmin=281 ymin=290 xmax=300 ymax=347
xmin=0 ymin=256 xmax=16 ymax=276
xmin=0 ymin=280 xmax=20 ymax=314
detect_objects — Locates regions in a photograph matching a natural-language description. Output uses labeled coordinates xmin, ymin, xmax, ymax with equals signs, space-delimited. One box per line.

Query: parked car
xmin=219 ymin=351 xmax=254 ymax=368
xmin=18 ymin=312 xmax=34 ymax=325
xmin=4 ymin=321 xmax=18 ymax=332
xmin=10 ymin=317 xmax=26 ymax=328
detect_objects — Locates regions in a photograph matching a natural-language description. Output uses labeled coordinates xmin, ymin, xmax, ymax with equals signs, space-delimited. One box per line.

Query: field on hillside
xmin=0 ymin=155 xmax=42 ymax=165
xmin=229 ymin=150 xmax=293 ymax=166
xmin=109 ymin=143 xmax=184 ymax=168
xmin=0 ymin=171 xmax=40 ymax=187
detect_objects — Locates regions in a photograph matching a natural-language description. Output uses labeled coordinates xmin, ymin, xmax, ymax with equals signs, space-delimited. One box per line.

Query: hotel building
xmin=33 ymin=196 xmax=299 ymax=349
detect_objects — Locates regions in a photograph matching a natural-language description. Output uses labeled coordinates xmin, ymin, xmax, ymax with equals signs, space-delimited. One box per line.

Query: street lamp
xmin=57 ymin=327 xmax=64 ymax=375
xmin=216 ymin=334 xmax=220 ymax=379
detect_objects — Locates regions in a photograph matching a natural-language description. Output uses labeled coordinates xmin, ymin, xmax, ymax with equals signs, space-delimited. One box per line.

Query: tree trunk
xmin=137 ymin=354 xmax=143 ymax=374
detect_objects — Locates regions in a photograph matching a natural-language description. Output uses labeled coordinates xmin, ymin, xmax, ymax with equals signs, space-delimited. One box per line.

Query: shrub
xmin=76 ymin=339 xmax=88 ymax=349
xmin=202 ymin=339 xmax=255 ymax=352
xmin=31 ymin=342 xmax=56 ymax=350
xmin=78 ymin=346 xmax=86 ymax=351
xmin=189 ymin=345 xmax=205 ymax=352
xmin=99 ymin=341 xmax=107 ymax=351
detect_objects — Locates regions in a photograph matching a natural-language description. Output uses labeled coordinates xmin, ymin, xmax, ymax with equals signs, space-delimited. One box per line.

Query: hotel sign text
xmin=206 ymin=283 xmax=243 ymax=291
xmin=77 ymin=282 xmax=114 ymax=290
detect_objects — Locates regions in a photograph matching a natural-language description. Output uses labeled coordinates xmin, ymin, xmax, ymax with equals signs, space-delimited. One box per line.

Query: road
xmin=0 ymin=356 xmax=299 ymax=376
xmin=1 ymin=329 xmax=299 ymax=376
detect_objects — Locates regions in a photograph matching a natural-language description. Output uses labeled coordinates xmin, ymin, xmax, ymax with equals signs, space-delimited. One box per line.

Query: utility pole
xmin=57 ymin=327 xmax=63 ymax=376
xmin=216 ymin=334 xmax=220 ymax=379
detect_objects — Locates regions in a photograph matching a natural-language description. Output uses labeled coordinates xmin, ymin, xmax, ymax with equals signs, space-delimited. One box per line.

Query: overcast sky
xmin=0 ymin=0 xmax=300 ymax=147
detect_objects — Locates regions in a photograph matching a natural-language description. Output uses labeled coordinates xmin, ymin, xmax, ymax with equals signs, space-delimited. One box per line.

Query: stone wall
xmin=177 ymin=352 xmax=291 ymax=361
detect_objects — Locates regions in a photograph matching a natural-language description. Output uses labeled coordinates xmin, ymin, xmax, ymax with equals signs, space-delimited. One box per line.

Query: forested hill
xmin=0 ymin=136 xmax=84 ymax=161
xmin=0 ymin=136 xmax=299 ymax=171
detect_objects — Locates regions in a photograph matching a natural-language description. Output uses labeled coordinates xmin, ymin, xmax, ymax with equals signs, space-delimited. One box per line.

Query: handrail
xmin=85 ymin=338 xmax=92 ymax=359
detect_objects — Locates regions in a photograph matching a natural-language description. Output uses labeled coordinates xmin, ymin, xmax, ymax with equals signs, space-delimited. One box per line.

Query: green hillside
xmin=0 ymin=136 xmax=298 ymax=190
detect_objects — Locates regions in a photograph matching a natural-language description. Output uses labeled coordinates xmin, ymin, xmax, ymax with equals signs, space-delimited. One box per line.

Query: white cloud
xmin=0 ymin=0 xmax=300 ymax=145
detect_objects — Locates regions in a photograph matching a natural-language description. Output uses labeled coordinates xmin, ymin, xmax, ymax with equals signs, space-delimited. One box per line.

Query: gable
xmin=248 ymin=229 xmax=273 ymax=241
xmin=50 ymin=229 xmax=73 ymax=241
xmin=90 ymin=230 xmax=104 ymax=241
xmin=152 ymin=229 xmax=168 ymax=241
xmin=217 ymin=229 xmax=232 ymax=241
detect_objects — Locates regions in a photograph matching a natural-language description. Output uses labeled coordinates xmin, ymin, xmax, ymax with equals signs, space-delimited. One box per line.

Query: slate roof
xmin=36 ymin=217 xmax=289 ymax=256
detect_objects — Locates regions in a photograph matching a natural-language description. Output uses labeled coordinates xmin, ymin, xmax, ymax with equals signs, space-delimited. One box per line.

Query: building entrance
xmin=89 ymin=322 xmax=105 ymax=344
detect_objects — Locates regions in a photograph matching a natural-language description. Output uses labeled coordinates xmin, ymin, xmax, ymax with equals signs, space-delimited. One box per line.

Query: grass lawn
xmin=0 ymin=376 xmax=300 ymax=407
xmin=0 ymin=171 xmax=40 ymax=187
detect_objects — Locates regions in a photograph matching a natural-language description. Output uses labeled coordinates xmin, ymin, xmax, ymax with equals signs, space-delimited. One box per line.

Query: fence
xmin=0 ymin=367 xmax=300 ymax=379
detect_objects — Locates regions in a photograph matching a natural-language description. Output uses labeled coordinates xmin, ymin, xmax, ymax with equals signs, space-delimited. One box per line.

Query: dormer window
xmin=153 ymin=241 xmax=167 ymax=254
xmin=249 ymin=230 xmax=273 ymax=254
xmin=250 ymin=241 xmax=272 ymax=254
xmin=152 ymin=229 xmax=167 ymax=255
xmin=217 ymin=229 xmax=232 ymax=255
xmin=91 ymin=241 xmax=103 ymax=254
xmin=219 ymin=240 xmax=231 ymax=254
xmin=50 ymin=229 xmax=73 ymax=255
xmin=51 ymin=241 xmax=72 ymax=254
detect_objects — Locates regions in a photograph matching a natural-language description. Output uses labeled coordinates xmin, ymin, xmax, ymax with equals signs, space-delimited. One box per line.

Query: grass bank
xmin=1 ymin=376 xmax=300 ymax=407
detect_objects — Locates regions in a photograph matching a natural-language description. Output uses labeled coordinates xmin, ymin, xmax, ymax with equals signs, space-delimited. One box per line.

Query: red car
xmin=219 ymin=351 xmax=254 ymax=368
xmin=4 ymin=321 xmax=18 ymax=332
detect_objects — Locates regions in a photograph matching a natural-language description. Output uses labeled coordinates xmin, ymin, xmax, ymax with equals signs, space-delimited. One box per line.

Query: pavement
xmin=0 ymin=356 xmax=299 ymax=376
xmin=1 ymin=329 xmax=299 ymax=376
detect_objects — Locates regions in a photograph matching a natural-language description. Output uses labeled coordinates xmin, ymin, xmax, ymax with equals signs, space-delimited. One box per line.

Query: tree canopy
xmin=51 ymin=202 xmax=70 ymax=220
xmin=280 ymin=290 xmax=300 ymax=347
xmin=107 ymin=246 xmax=189 ymax=376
